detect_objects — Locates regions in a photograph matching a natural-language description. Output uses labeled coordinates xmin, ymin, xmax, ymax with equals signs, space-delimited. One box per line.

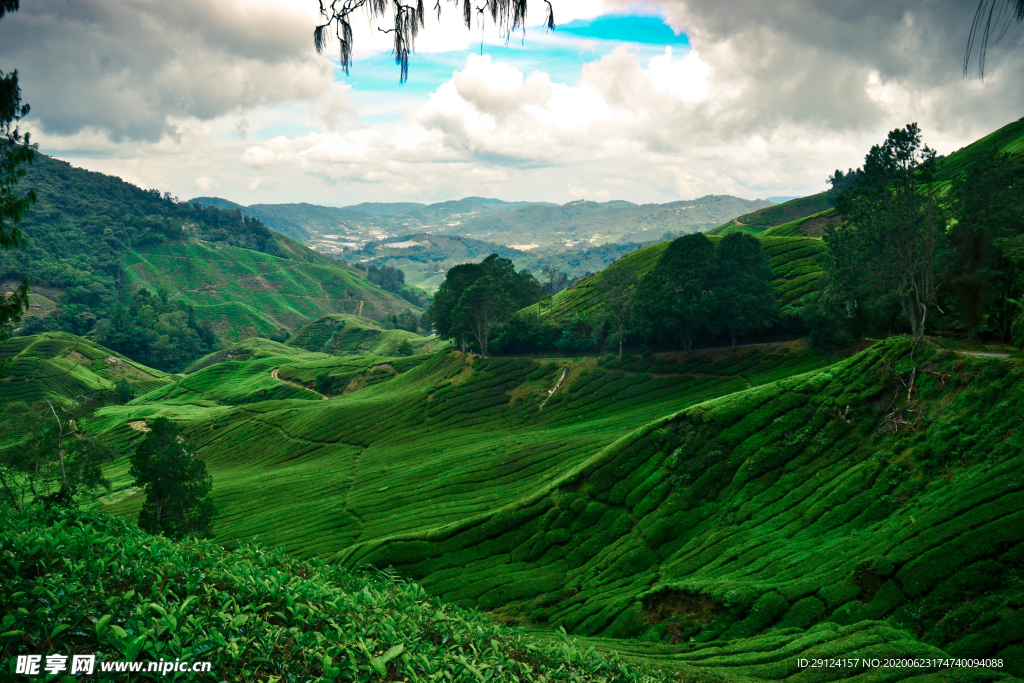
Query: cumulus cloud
xmin=0 ymin=0 xmax=334 ymax=142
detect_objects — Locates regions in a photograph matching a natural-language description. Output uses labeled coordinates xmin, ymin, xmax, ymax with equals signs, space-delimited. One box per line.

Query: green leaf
xmin=124 ymin=635 xmax=146 ymax=662
xmin=49 ymin=624 xmax=71 ymax=639
xmin=109 ymin=625 xmax=128 ymax=639
xmin=231 ymin=613 xmax=249 ymax=628
xmin=95 ymin=614 xmax=112 ymax=635
xmin=0 ymin=630 xmax=25 ymax=638
xmin=380 ymin=644 xmax=404 ymax=665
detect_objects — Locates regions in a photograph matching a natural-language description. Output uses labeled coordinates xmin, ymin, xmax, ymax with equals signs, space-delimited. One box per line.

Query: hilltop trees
xmin=635 ymin=234 xmax=716 ymax=355
xmin=602 ymin=267 xmax=637 ymax=358
xmin=430 ymin=254 xmax=545 ymax=355
xmin=823 ymin=124 xmax=941 ymax=344
xmin=711 ymin=232 xmax=777 ymax=349
xmin=130 ymin=417 xmax=215 ymax=539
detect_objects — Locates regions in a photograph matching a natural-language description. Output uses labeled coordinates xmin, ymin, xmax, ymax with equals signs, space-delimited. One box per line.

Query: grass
xmin=0 ymin=332 xmax=174 ymax=406
xmin=523 ymin=234 xmax=825 ymax=327
xmin=123 ymin=240 xmax=421 ymax=341
xmin=286 ymin=314 xmax=449 ymax=356
xmin=0 ymin=506 xmax=675 ymax=682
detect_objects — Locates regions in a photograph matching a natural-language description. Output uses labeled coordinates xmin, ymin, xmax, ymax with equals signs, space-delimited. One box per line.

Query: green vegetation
xmin=286 ymin=314 xmax=447 ymax=357
xmin=710 ymin=192 xmax=835 ymax=236
xmin=1 ymin=155 xmax=421 ymax=370
xmin=1 ymin=506 xmax=670 ymax=682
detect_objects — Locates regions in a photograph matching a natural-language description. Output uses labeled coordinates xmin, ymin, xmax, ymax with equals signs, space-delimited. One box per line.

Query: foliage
xmin=940 ymin=151 xmax=1024 ymax=342
xmin=130 ymin=417 xmax=214 ymax=539
xmin=0 ymin=0 xmax=34 ymax=338
xmin=0 ymin=393 xmax=117 ymax=508
xmin=602 ymin=266 xmax=637 ymax=358
xmin=0 ymin=506 xmax=670 ymax=683
xmin=709 ymin=232 xmax=777 ymax=348
xmin=430 ymin=254 xmax=545 ymax=353
xmin=355 ymin=261 xmax=429 ymax=308
xmin=635 ymin=234 xmax=716 ymax=354
xmin=823 ymin=123 xmax=941 ymax=343
xmin=710 ymin=192 xmax=835 ymax=235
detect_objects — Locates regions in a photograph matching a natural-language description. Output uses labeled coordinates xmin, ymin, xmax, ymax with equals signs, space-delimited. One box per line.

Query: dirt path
xmin=271 ymin=368 xmax=328 ymax=400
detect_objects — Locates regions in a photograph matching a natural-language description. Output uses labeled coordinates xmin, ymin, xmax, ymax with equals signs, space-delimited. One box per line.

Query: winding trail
xmin=271 ymin=368 xmax=329 ymax=400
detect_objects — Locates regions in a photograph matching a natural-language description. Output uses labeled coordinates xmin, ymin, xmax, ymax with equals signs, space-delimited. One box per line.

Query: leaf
xmin=50 ymin=624 xmax=71 ymax=639
xmin=0 ymin=631 xmax=25 ymax=638
xmin=231 ymin=613 xmax=249 ymax=628
xmin=109 ymin=625 xmax=128 ymax=639
xmin=380 ymin=644 xmax=404 ymax=665
xmin=124 ymin=635 xmax=146 ymax=662
xmin=95 ymin=614 xmax=112 ymax=635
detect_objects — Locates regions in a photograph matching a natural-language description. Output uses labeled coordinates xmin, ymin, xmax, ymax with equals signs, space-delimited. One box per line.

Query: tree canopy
xmin=130 ymin=418 xmax=215 ymax=540
xmin=710 ymin=232 xmax=777 ymax=349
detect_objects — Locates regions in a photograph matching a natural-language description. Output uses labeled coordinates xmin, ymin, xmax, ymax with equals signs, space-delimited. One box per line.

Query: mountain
xmin=2 ymin=155 xmax=421 ymax=370
xmin=443 ymin=195 xmax=774 ymax=248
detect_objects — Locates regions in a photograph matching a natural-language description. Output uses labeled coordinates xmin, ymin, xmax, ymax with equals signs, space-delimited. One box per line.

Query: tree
xmin=635 ymin=234 xmax=716 ymax=355
xmin=941 ymin=151 xmax=1024 ymax=341
xmin=315 ymin=0 xmax=555 ymax=83
xmin=825 ymin=123 xmax=941 ymax=345
xmin=452 ymin=276 xmax=512 ymax=357
xmin=601 ymin=266 xmax=637 ymax=358
xmin=0 ymin=0 xmax=35 ymax=339
xmin=429 ymin=254 xmax=544 ymax=352
xmin=0 ymin=395 xmax=117 ymax=509
xmin=965 ymin=0 xmax=1024 ymax=77
xmin=710 ymin=233 xmax=777 ymax=349
xmin=129 ymin=417 xmax=215 ymax=539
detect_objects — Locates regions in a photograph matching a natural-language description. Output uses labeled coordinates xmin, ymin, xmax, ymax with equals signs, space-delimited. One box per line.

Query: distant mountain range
xmin=189 ymin=194 xmax=776 ymax=286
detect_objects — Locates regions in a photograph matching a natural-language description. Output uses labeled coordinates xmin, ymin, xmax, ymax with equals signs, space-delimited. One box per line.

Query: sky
xmin=1 ymin=0 xmax=1023 ymax=207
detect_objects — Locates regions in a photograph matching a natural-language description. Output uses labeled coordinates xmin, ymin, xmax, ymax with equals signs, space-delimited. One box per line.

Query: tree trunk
xmin=731 ymin=335 xmax=737 ymax=350
xmin=0 ymin=468 xmax=20 ymax=511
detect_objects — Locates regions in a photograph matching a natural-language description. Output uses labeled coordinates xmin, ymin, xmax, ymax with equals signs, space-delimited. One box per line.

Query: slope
xmin=0 ymin=331 xmax=173 ymax=405
xmin=336 ymin=338 xmax=1024 ymax=680
xmin=709 ymin=192 xmax=835 ymax=236
xmin=122 ymin=240 xmax=421 ymax=342
xmin=522 ymin=235 xmax=825 ymax=327
xmin=286 ymin=314 xmax=448 ymax=356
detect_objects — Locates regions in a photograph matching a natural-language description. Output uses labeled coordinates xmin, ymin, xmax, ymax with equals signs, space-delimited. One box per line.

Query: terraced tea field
xmin=286 ymin=314 xmax=448 ymax=356
xmin=0 ymin=332 xmax=173 ymax=405
xmin=123 ymin=240 xmax=421 ymax=340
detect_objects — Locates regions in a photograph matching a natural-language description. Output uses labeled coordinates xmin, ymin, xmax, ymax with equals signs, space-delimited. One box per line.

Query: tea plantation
xmin=123 ymin=241 xmax=421 ymax=342
xmin=286 ymin=314 xmax=448 ymax=356
xmin=0 ymin=506 xmax=676 ymax=682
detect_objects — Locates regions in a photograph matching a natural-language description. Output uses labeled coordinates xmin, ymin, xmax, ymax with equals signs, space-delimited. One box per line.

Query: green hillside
xmin=286 ymin=314 xmax=448 ymax=356
xmin=524 ymin=235 xmax=825 ymax=327
xmin=122 ymin=240 xmax=420 ymax=342
xmin=1 ymin=507 xmax=667 ymax=683
xmin=934 ymin=116 xmax=1024 ymax=185
xmin=0 ymin=332 xmax=173 ymax=405
xmin=66 ymin=335 xmax=1022 ymax=680
xmin=2 ymin=155 xmax=419 ymax=361
xmin=709 ymin=193 xmax=834 ymax=236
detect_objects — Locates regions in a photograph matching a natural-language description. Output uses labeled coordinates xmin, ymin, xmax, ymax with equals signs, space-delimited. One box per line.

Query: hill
xmin=524 ymin=235 xmax=825 ymax=329
xmin=1 ymin=506 xmax=666 ymax=683
xmin=709 ymin=192 xmax=835 ymax=236
xmin=74 ymin=336 xmax=1024 ymax=680
xmin=1 ymin=154 xmax=420 ymax=368
xmin=933 ymin=115 xmax=1024 ymax=185
xmin=285 ymin=314 xmax=448 ymax=356
xmin=0 ymin=332 xmax=173 ymax=405
xmin=447 ymin=195 xmax=775 ymax=249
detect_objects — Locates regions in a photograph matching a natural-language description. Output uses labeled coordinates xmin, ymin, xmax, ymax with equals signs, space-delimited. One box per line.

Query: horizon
xmin=3 ymin=1 xmax=1022 ymax=207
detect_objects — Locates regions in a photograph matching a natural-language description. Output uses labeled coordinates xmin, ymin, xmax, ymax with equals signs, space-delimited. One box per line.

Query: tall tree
xmin=941 ymin=151 xmax=1024 ymax=341
xmin=636 ymin=233 xmax=716 ymax=355
xmin=601 ymin=266 xmax=637 ymax=358
xmin=452 ymin=276 xmax=512 ymax=357
xmin=0 ymin=0 xmax=35 ymax=340
xmin=825 ymin=123 xmax=941 ymax=344
xmin=711 ymin=232 xmax=777 ymax=349
xmin=130 ymin=417 xmax=215 ymax=540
